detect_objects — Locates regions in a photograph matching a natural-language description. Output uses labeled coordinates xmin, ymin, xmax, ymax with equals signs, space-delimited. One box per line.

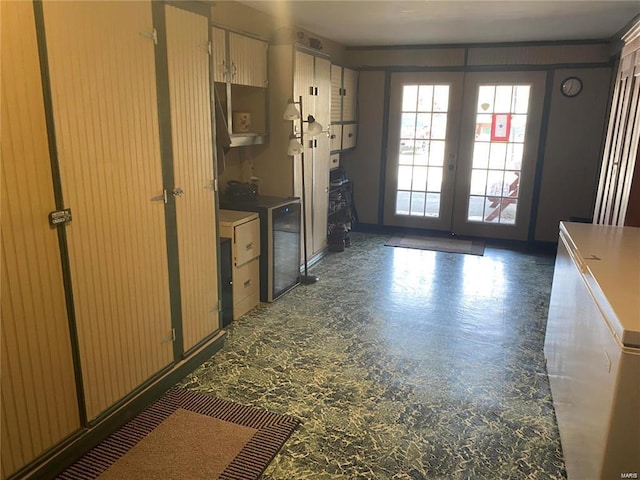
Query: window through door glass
xmin=467 ymin=85 xmax=530 ymax=224
xmin=395 ymin=84 xmax=450 ymax=217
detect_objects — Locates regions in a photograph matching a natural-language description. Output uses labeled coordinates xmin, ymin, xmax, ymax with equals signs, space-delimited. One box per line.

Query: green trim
xmin=528 ymin=70 xmax=556 ymax=242
xmin=166 ymin=0 xmax=210 ymax=17
xmin=346 ymin=38 xmax=612 ymax=51
xmin=152 ymin=2 xmax=184 ymax=361
xmin=355 ymin=62 xmax=615 ymax=73
xmin=378 ymin=72 xmax=392 ymax=226
xmin=183 ymin=328 xmax=223 ymax=359
xmin=9 ymin=334 xmax=226 ymax=480
xmin=32 ymin=0 xmax=87 ymax=427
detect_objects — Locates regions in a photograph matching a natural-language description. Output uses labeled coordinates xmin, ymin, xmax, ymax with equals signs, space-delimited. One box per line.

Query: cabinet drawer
xmin=342 ymin=123 xmax=357 ymax=150
xmin=234 ymin=218 xmax=260 ymax=266
xmin=233 ymin=289 xmax=260 ymax=320
xmin=232 ymin=257 xmax=259 ymax=304
xmin=330 ymin=124 xmax=342 ymax=152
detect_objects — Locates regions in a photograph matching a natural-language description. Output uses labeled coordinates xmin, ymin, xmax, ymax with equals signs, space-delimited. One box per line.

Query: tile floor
xmin=181 ymin=232 xmax=566 ymax=479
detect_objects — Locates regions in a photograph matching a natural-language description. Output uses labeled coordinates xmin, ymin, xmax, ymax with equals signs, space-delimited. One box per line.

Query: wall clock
xmin=561 ymin=77 xmax=583 ymax=98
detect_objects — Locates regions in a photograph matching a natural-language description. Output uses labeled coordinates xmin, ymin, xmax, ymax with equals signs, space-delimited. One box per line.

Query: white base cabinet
xmin=544 ymin=222 xmax=640 ymax=480
xmin=219 ymin=210 xmax=261 ymax=320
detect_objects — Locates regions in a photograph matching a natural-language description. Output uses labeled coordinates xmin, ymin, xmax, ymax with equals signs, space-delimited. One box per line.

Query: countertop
xmin=560 ymin=221 xmax=640 ymax=347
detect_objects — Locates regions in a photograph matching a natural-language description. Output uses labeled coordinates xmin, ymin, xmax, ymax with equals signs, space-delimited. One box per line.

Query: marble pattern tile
xmin=181 ymin=233 xmax=566 ymax=479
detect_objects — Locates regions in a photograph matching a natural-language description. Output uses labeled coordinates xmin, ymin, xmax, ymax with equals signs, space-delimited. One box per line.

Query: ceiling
xmin=237 ymin=1 xmax=640 ymax=47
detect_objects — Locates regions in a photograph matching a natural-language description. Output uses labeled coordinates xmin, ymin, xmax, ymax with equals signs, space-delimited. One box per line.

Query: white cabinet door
xmin=44 ymin=0 xmax=174 ymax=420
xmin=165 ymin=5 xmax=220 ymax=351
xmin=294 ymin=50 xmax=315 ymax=135
xmin=342 ymin=67 xmax=358 ymax=122
xmin=294 ymin=50 xmax=332 ymax=256
xmin=229 ymin=31 xmax=267 ymax=87
xmin=2 ymin=3 xmax=81 ymax=475
xmin=312 ymin=135 xmax=330 ymax=254
xmin=314 ymin=56 xmax=331 ymax=130
xmin=331 ymin=64 xmax=342 ymax=123
xmin=212 ymin=26 xmax=226 ymax=83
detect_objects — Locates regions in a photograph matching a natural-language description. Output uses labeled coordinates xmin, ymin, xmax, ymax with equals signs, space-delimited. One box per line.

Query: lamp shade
xmin=287 ymin=136 xmax=304 ymax=155
xmin=283 ymin=99 xmax=301 ymax=121
xmin=307 ymin=116 xmax=323 ymax=136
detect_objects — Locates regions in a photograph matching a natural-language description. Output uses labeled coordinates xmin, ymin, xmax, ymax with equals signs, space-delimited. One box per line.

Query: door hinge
xmin=48 ymin=208 xmax=72 ymax=227
xmin=150 ymin=190 xmax=168 ymax=204
xmin=140 ymin=29 xmax=158 ymax=45
xmin=161 ymin=328 xmax=176 ymax=344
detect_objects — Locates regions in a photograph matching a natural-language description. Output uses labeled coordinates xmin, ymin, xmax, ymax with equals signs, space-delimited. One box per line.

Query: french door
xmin=384 ymin=72 xmax=463 ymax=230
xmin=384 ymin=71 xmax=546 ymax=240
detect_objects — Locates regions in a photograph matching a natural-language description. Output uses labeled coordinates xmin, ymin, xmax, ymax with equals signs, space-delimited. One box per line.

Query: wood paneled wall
xmin=165 ymin=5 xmax=220 ymax=352
xmin=1 ymin=2 xmax=80 ymax=477
xmin=2 ymin=1 xmax=224 ymax=477
xmin=42 ymin=1 xmax=174 ymax=420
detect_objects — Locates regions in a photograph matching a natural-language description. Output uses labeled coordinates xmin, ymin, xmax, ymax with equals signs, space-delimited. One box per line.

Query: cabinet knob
xmin=172 ymin=187 xmax=184 ymax=197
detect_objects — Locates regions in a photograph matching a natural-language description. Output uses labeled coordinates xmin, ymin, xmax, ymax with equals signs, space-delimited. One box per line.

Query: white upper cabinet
xmin=330 ymin=64 xmax=358 ymax=152
xmin=212 ymin=26 xmax=226 ymax=83
xmin=229 ymin=31 xmax=268 ymax=88
xmin=331 ymin=64 xmax=343 ymax=123
xmin=212 ymin=25 xmax=268 ymax=144
xmin=213 ymin=27 xmax=268 ymax=88
xmin=342 ymin=67 xmax=358 ymax=122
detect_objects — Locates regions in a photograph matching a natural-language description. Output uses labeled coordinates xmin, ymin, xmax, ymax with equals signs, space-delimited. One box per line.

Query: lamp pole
xmin=296 ymin=95 xmax=318 ymax=284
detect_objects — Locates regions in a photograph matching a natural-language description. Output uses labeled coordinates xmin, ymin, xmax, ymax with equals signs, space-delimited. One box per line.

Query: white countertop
xmin=560 ymin=222 xmax=640 ymax=347
xmin=219 ymin=209 xmax=259 ymax=226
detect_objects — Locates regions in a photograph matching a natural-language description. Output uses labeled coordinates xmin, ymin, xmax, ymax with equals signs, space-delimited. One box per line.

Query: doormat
xmin=385 ymin=235 xmax=485 ymax=256
xmin=57 ymin=387 xmax=300 ymax=480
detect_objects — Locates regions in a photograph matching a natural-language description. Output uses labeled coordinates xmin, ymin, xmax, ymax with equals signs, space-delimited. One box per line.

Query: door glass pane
xmin=433 ymin=85 xmax=449 ymax=112
xmin=402 ymin=85 xmax=418 ymax=111
xmin=418 ymin=85 xmax=433 ymax=111
xmin=495 ymin=86 xmax=512 ymax=112
xmin=396 ymin=191 xmax=410 ymax=215
xmin=472 ymin=142 xmax=490 ymax=169
xmin=401 ymin=113 xmax=417 ymax=137
xmin=427 ymin=167 xmax=443 ymax=191
xmin=429 ymin=141 xmax=445 ymax=166
xmin=414 ymin=140 xmax=429 ymax=165
xmin=425 ymin=193 xmax=441 ymax=217
xmin=431 ymin=113 xmax=447 ymax=139
xmin=411 ymin=166 xmax=428 ymax=191
xmin=467 ymin=84 xmax=530 ymax=224
xmin=477 ymin=86 xmax=495 ymax=113
xmin=398 ymin=165 xmax=412 ymax=190
xmin=513 ymin=86 xmax=530 ymax=113
xmin=410 ymin=192 xmax=426 ymax=215
xmin=395 ymin=83 xmax=450 ymax=217
xmin=488 ymin=143 xmax=507 ymax=170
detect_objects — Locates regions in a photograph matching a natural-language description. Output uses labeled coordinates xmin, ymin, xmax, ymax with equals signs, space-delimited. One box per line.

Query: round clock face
xmin=561 ymin=77 xmax=583 ymax=97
